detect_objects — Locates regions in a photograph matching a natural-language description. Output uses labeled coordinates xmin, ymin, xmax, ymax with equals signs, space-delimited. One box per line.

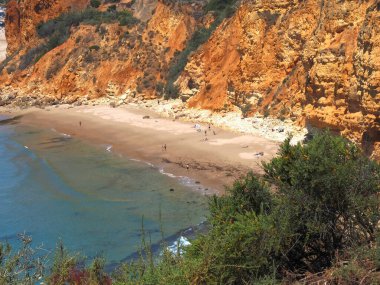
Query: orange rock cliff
xmin=0 ymin=0 xmax=379 ymax=158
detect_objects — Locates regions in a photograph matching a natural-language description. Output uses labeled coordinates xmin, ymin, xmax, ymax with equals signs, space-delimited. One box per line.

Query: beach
xmin=0 ymin=103 xmax=286 ymax=194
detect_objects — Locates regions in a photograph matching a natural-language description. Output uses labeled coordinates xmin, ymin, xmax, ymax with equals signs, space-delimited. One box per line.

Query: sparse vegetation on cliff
xmin=18 ymin=8 xmax=138 ymax=70
xmin=1 ymin=132 xmax=379 ymax=284
xmin=164 ymin=0 xmax=238 ymax=98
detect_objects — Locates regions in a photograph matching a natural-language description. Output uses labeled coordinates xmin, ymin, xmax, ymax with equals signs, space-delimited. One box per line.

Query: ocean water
xmin=0 ymin=117 xmax=208 ymax=264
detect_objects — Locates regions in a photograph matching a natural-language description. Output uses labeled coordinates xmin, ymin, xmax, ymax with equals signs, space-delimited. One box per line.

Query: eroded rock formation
xmin=2 ymin=0 xmax=198 ymax=100
xmin=0 ymin=0 xmax=379 ymax=157
xmin=177 ymin=0 xmax=380 ymax=158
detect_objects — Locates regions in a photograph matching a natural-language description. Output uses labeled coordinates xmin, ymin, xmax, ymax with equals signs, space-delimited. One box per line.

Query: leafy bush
xmin=0 ymin=234 xmax=45 ymax=284
xmin=90 ymin=0 xmax=101 ymax=8
xmin=208 ymin=173 xmax=273 ymax=225
xmin=205 ymin=0 xmax=237 ymax=16
xmin=1 ymin=132 xmax=378 ymax=284
xmin=263 ymin=132 xmax=380 ymax=273
xmin=164 ymin=82 xmax=180 ymax=99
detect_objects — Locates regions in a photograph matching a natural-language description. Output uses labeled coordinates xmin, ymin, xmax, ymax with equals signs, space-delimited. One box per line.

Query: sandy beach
xmin=0 ymin=104 xmax=282 ymax=194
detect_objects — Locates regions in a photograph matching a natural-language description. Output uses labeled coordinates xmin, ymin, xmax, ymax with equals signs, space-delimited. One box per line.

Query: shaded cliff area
xmin=0 ymin=0 xmax=379 ymax=158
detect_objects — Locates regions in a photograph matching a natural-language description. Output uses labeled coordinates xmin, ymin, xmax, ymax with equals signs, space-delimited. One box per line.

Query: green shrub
xmin=47 ymin=241 xmax=79 ymax=284
xmin=1 ymin=132 xmax=378 ymax=284
xmin=263 ymin=132 xmax=380 ymax=273
xmin=186 ymin=212 xmax=280 ymax=284
xmin=0 ymin=235 xmax=45 ymax=284
xmin=164 ymin=82 xmax=180 ymax=99
xmin=90 ymin=0 xmax=101 ymax=8
xmin=107 ymin=5 xmax=116 ymax=13
xmin=118 ymin=10 xmax=139 ymax=26
xmin=89 ymin=45 xmax=100 ymax=51
xmin=209 ymin=173 xmax=273 ymax=225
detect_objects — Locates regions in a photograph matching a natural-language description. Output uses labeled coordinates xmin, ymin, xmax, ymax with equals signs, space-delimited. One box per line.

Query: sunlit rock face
xmin=176 ymin=0 xmax=379 ymax=158
xmin=1 ymin=0 xmax=379 ymax=158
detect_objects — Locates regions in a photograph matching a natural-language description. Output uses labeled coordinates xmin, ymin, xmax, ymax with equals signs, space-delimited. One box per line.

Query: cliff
xmin=1 ymin=0 xmax=199 ymax=100
xmin=5 ymin=0 xmax=89 ymax=54
xmin=177 ymin=0 xmax=380 ymax=158
xmin=0 ymin=0 xmax=379 ymax=158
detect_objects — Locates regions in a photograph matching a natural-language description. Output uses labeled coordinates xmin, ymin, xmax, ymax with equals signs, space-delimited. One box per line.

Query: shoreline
xmin=0 ymin=102 xmax=301 ymax=194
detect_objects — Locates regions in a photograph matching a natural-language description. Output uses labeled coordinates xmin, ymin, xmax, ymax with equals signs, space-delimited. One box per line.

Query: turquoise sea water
xmin=0 ymin=117 xmax=207 ymax=264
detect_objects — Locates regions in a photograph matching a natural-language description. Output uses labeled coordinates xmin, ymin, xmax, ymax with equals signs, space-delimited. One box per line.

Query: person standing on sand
xmin=164 ymin=144 xmax=167 ymax=151
xmin=79 ymin=121 xmax=82 ymax=127
xmin=204 ymin=130 xmax=207 ymax=136
xmin=186 ymin=164 xmax=189 ymax=171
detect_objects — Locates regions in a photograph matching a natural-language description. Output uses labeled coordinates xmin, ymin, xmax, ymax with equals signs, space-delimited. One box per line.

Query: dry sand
xmin=0 ymin=104 xmax=281 ymax=194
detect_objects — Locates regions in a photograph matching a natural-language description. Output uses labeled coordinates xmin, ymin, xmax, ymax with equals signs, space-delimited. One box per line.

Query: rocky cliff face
xmin=2 ymin=0 xmax=198 ymax=100
xmin=177 ymin=0 xmax=380 ymax=158
xmin=1 ymin=0 xmax=379 ymax=158
xmin=5 ymin=0 xmax=89 ymax=54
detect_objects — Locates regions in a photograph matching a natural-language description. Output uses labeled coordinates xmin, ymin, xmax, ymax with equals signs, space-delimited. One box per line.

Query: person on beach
xmin=204 ymin=130 xmax=207 ymax=136
xmin=79 ymin=121 xmax=82 ymax=127
xmin=164 ymin=144 xmax=167 ymax=151
xmin=186 ymin=164 xmax=189 ymax=171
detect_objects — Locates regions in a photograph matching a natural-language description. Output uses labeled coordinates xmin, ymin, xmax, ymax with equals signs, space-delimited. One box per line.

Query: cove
xmin=0 ymin=120 xmax=207 ymax=264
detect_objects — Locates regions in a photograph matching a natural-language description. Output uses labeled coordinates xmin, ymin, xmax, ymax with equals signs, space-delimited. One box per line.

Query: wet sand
xmin=0 ymin=104 xmax=280 ymax=194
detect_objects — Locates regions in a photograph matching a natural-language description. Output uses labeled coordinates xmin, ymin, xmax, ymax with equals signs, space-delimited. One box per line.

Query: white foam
xmin=130 ymin=158 xmax=154 ymax=168
xmin=167 ymin=236 xmax=191 ymax=255
xmin=159 ymin=168 xmax=177 ymax=178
